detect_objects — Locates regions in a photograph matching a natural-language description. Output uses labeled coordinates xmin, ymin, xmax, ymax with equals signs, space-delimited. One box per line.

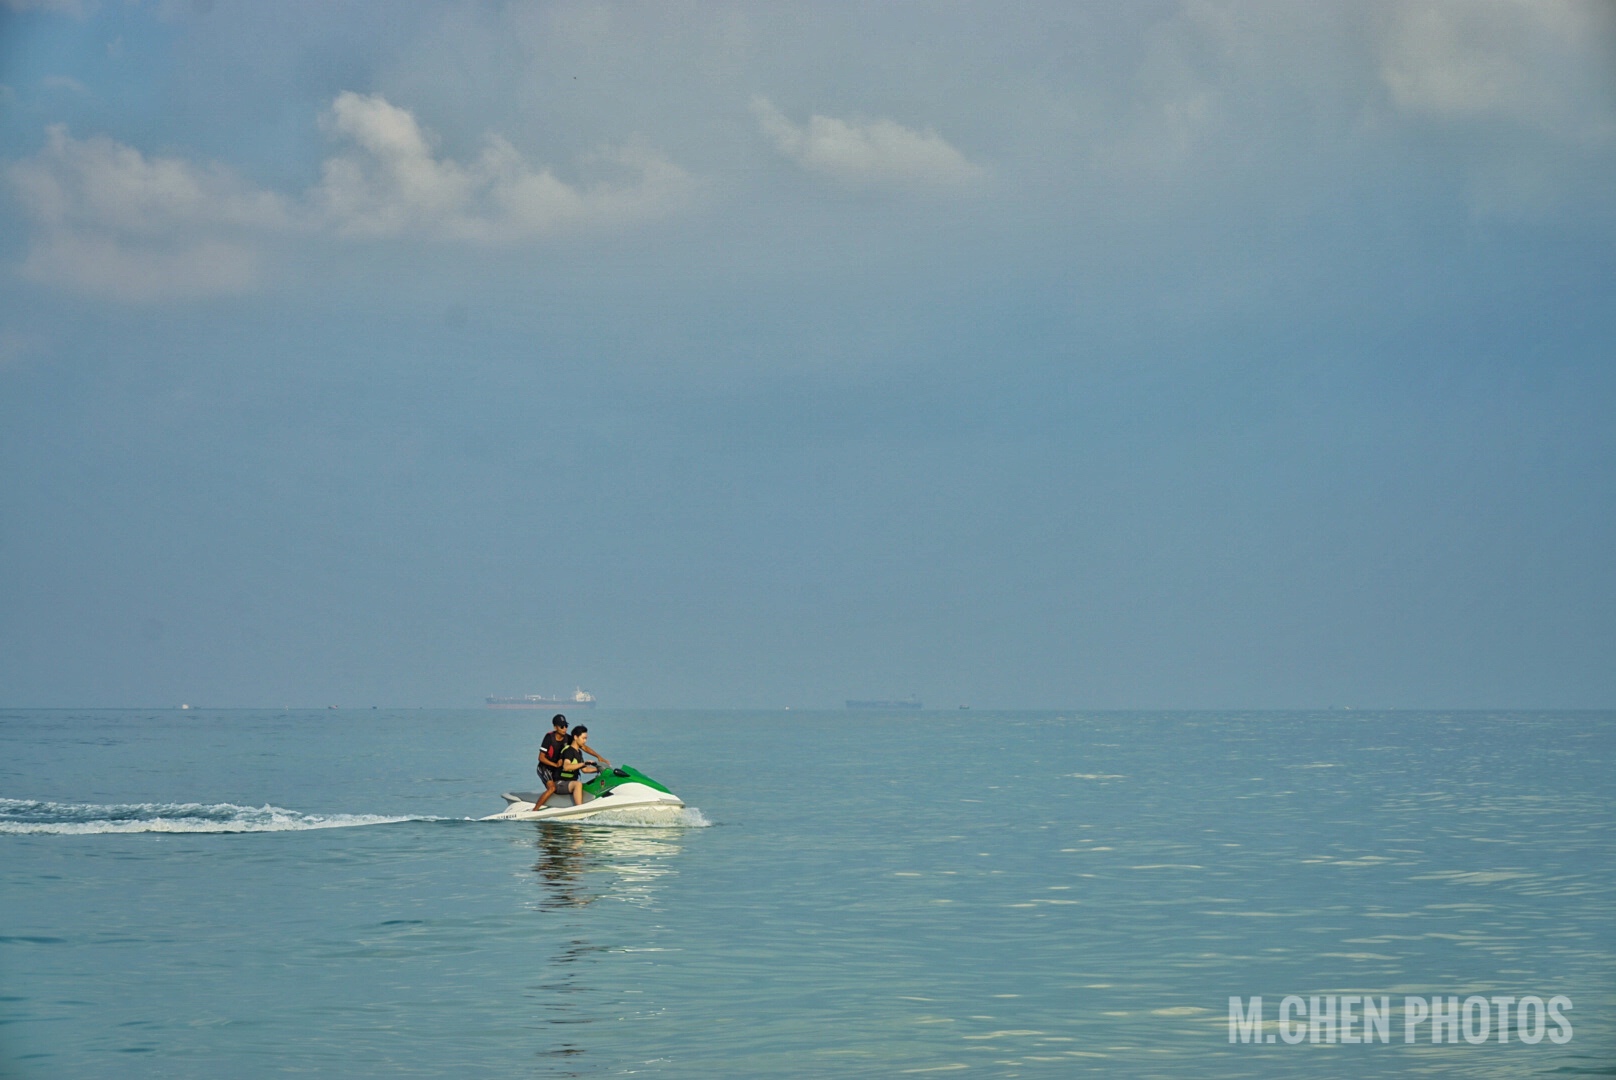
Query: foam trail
xmin=0 ymin=797 xmax=438 ymax=835
xmin=572 ymin=807 xmax=712 ymax=829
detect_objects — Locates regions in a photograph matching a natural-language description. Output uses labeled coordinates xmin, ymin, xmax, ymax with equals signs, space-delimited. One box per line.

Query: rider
xmin=553 ymin=726 xmax=604 ymax=808
xmin=532 ymin=717 xmax=612 ymax=811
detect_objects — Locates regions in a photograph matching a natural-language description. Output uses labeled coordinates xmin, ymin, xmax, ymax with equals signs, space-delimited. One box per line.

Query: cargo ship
xmin=486 ymin=688 xmax=596 ymax=709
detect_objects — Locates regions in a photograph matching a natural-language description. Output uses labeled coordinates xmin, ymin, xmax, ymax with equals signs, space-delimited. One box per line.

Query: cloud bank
xmin=7 ymin=92 xmax=696 ymax=300
xmin=6 ymin=2 xmax=1613 ymax=302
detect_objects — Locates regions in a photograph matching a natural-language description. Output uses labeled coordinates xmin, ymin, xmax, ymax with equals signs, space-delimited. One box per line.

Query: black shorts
xmin=537 ymin=764 xmax=559 ymax=783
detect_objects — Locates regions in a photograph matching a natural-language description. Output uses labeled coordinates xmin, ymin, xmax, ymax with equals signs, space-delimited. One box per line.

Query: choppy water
xmin=1 ymin=709 xmax=1611 ymax=1078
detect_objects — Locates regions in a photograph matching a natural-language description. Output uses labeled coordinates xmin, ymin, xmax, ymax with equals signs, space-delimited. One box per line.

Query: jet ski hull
xmin=482 ymin=768 xmax=685 ymax=822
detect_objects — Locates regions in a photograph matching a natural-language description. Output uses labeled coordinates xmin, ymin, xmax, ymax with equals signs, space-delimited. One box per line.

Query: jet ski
xmin=482 ymin=764 xmax=685 ymax=822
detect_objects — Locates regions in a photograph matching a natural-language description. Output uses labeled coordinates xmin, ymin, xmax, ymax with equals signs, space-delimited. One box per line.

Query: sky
xmin=0 ymin=0 xmax=1612 ymax=709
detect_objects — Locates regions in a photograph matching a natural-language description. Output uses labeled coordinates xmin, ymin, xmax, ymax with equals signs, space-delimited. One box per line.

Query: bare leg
xmin=533 ymin=779 xmax=557 ymax=811
xmin=568 ymin=780 xmax=584 ymax=805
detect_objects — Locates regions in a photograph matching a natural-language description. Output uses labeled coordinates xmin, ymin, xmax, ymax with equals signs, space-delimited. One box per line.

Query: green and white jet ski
xmin=482 ymin=765 xmax=684 ymax=822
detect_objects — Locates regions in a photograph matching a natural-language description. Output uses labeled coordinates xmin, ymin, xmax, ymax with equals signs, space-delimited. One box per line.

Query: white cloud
xmin=12 ymin=124 xmax=289 ymax=233
xmin=8 ymin=124 xmax=289 ymax=300
xmin=750 ymin=97 xmax=985 ymax=188
xmin=1378 ymin=0 xmax=1614 ymax=139
xmin=313 ymin=90 xmax=696 ymax=241
xmin=1077 ymin=0 xmax=1615 ymax=229
xmin=1372 ymin=0 xmax=1616 ymax=222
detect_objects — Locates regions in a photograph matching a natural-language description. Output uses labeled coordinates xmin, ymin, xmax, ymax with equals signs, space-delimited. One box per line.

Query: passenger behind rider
xmin=532 ymin=715 xmax=570 ymax=811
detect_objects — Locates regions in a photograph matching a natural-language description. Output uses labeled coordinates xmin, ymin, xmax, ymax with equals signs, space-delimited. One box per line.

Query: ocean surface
xmin=1 ymin=708 xmax=1611 ymax=1079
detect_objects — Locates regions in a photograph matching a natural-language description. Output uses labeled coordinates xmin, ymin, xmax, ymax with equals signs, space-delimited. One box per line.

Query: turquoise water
xmin=1 ymin=709 xmax=1611 ymax=1078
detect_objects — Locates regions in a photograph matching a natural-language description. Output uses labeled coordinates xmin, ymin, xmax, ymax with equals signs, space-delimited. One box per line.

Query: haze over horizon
xmin=2 ymin=2 xmax=1613 ymax=711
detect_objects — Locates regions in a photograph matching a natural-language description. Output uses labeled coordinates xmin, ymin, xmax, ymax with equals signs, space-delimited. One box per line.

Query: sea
xmin=1 ymin=708 xmax=1611 ymax=1079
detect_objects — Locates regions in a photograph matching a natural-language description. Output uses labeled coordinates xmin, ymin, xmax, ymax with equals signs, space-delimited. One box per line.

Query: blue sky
xmin=1 ymin=1 xmax=1613 ymax=708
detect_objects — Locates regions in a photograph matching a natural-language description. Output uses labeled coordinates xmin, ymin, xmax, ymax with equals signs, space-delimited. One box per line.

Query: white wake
xmin=0 ymin=797 xmax=438 ymax=835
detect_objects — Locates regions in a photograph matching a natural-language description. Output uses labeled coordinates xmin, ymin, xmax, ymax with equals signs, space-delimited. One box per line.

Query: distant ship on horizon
xmin=486 ymin=688 xmax=597 ymax=710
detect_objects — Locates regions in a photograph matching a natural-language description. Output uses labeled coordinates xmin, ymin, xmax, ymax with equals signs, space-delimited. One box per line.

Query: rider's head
xmin=551 ymin=714 xmax=567 ymax=730
xmin=571 ymin=725 xmax=588 ymax=743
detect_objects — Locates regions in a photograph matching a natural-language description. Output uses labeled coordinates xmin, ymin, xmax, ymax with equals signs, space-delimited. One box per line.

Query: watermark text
xmin=1228 ymin=995 xmax=1572 ymax=1045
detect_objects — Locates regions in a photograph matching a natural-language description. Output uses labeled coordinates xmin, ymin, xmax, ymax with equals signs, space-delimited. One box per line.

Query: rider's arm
xmin=584 ymin=746 xmax=610 ymax=765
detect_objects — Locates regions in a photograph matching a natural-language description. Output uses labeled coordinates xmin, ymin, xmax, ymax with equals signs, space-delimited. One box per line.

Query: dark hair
xmin=571 ymin=725 xmax=587 ymax=738
xmin=552 ymin=715 xmax=568 ymax=727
